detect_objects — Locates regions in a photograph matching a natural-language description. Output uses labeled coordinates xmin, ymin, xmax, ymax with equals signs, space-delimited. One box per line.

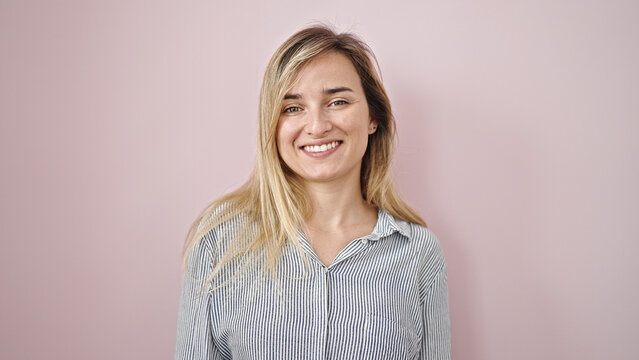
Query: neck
xmin=303 ymin=178 xmax=376 ymax=231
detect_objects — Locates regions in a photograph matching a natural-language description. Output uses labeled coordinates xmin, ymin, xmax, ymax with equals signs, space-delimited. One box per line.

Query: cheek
xmin=355 ymin=125 xmax=373 ymax=154
xmin=347 ymin=121 xmax=371 ymax=143
xmin=276 ymin=120 xmax=296 ymax=153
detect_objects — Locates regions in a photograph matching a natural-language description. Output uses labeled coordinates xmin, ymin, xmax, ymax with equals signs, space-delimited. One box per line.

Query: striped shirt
xmin=175 ymin=208 xmax=450 ymax=359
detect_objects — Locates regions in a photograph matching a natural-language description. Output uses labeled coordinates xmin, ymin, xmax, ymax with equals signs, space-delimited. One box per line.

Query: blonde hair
xmin=183 ymin=24 xmax=426 ymax=286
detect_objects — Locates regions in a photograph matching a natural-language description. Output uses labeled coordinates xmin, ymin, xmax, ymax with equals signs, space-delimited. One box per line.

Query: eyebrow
xmin=283 ymin=86 xmax=354 ymax=100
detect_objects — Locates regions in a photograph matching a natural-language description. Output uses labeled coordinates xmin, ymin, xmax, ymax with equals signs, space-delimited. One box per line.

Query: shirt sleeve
xmin=421 ymin=262 xmax=451 ymax=359
xmin=174 ymin=233 xmax=223 ymax=360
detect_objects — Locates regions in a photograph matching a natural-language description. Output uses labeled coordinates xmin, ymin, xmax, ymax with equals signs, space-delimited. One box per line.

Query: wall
xmin=1 ymin=0 xmax=637 ymax=359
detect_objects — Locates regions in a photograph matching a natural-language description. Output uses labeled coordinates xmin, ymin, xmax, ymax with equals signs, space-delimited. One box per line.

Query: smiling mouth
xmin=301 ymin=141 xmax=342 ymax=153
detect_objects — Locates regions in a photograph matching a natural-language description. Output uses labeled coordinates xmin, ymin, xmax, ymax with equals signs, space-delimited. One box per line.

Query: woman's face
xmin=276 ymin=51 xmax=377 ymax=187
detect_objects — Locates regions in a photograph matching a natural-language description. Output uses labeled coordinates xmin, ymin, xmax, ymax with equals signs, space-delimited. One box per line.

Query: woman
xmin=175 ymin=25 xmax=450 ymax=359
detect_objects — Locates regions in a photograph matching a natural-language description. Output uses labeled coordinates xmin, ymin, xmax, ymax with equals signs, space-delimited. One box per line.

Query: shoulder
xmin=193 ymin=201 xmax=255 ymax=258
xmin=406 ymin=222 xmax=445 ymax=264
xmin=379 ymin=210 xmax=445 ymax=265
xmin=393 ymin=218 xmax=447 ymax=285
xmin=185 ymin=203 xmax=256 ymax=279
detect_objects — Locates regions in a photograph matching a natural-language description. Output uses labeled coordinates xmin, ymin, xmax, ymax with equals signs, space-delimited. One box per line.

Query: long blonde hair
xmin=183 ymin=24 xmax=426 ymax=285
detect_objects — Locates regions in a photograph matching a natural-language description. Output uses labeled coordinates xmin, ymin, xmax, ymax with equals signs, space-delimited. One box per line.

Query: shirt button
xmin=361 ymin=238 xmax=369 ymax=245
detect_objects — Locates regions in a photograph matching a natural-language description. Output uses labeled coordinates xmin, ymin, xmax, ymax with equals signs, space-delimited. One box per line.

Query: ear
xmin=368 ymin=116 xmax=379 ymax=135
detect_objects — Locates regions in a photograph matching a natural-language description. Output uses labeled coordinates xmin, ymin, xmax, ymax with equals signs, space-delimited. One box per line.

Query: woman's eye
xmin=283 ymin=106 xmax=302 ymax=113
xmin=330 ymin=100 xmax=347 ymax=106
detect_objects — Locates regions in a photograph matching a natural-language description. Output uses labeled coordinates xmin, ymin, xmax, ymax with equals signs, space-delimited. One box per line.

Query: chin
xmin=296 ymin=164 xmax=360 ymax=184
xmin=305 ymin=174 xmax=338 ymax=182
xmin=298 ymin=170 xmax=342 ymax=183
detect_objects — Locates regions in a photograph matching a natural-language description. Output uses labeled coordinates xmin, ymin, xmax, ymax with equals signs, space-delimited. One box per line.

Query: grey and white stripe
xmin=175 ymin=208 xmax=450 ymax=359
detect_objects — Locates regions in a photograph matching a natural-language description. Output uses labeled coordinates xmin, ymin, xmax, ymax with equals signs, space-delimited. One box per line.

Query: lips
xmin=301 ymin=140 xmax=341 ymax=153
xmin=299 ymin=140 xmax=342 ymax=157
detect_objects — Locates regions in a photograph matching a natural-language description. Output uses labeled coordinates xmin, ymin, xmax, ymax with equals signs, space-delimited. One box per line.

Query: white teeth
xmin=303 ymin=141 xmax=339 ymax=153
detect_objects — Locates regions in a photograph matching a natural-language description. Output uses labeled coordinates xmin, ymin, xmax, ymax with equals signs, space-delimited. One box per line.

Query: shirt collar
xmin=295 ymin=208 xmax=413 ymax=245
xmin=369 ymin=208 xmax=412 ymax=241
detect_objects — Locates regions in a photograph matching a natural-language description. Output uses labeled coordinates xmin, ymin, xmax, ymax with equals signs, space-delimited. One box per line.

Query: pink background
xmin=1 ymin=1 xmax=637 ymax=359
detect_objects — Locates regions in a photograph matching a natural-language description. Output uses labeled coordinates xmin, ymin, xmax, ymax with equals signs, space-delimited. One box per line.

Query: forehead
xmin=287 ymin=51 xmax=362 ymax=94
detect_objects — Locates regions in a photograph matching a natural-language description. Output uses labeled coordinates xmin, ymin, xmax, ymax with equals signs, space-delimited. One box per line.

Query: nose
xmin=305 ymin=108 xmax=332 ymax=137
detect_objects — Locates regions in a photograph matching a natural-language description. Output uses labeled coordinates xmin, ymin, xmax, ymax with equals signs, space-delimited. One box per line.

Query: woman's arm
xmin=421 ymin=262 xmax=451 ymax=359
xmin=174 ymin=234 xmax=223 ymax=360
